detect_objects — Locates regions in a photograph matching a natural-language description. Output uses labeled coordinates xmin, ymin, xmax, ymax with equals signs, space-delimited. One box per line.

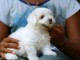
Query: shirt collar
xmin=19 ymin=0 xmax=49 ymax=6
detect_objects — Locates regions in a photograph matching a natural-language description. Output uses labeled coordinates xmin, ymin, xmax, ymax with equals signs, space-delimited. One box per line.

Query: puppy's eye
xmin=40 ymin=15 xmax=44 ymax=19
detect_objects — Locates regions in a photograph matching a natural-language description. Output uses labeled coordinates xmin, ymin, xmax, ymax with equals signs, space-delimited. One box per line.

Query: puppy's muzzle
xmin=49 ymin=19 xmax=52 ymax=24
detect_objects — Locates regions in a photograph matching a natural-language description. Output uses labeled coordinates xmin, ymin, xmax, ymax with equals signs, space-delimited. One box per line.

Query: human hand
xmin=0 ymin=37 xmax=19 ymax=59
xmin=49 ymin=25 xmax=65 ymax=47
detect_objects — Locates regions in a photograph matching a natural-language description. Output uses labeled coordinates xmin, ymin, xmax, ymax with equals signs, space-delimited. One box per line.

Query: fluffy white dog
xmin=5 ymin=8 xmax=56 ymax=60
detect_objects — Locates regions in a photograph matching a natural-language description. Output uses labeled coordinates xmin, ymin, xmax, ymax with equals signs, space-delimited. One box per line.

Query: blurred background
xmin=77 ymin=0 xmax=80 ymax=3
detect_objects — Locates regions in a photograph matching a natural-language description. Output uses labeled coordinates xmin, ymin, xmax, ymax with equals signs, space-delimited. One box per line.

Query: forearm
xmin=58 ymin=10 xmax=80 ymax=58
xmin=0 ymin=21 xmax=10 ymax=42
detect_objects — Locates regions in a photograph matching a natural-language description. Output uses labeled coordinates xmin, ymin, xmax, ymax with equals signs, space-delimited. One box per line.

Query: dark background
xmin=77 ymin=0 xmax=80 ymax=3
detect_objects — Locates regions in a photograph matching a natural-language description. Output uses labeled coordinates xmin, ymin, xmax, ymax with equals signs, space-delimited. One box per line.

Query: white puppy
xmin=5 ymin=8 xmax=56 ymax=60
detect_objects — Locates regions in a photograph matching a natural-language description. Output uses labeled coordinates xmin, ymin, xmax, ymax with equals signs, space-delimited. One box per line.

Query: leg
xmin=39 ymin=50 xmax=73 ymax=60
xmin=25 ymin=45 xmax=39 ymax=60
xmin=41 ymin=45 xmax=56 ymax=56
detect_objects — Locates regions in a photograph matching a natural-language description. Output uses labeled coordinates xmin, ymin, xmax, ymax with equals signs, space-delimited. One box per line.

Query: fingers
xmin=0 ymin=37 xmax=20 ymax=59
xmin=49 ymin=25 xmax=65 ymax=38
xmin=50 ymin=25 xmax=65 ymax=45
xmin=0 ymin=47 xmax=12 ymax=53
xmin=4 ymin=43 xmax=20 ymax=49
xmin=0 ymin=38 xmax=20 ymax=53
xmin=0 ymin=38 xmax=19 ymax=49
xmin=52 ymin=25 xmax=64 ymax=33
xmin=49 ymin=25 xmax=65 ymax=36
xmin=0 ymin=52 xmax=5 ymax=59
xmin=4 ymin=38 xmax=19 ymax=44
xmin=54 ymin=25 xmax=64 ymax=31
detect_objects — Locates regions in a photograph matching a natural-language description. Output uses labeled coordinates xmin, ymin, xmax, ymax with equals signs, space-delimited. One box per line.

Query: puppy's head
xmin=27 ymin=8 xmax=56 ymax=28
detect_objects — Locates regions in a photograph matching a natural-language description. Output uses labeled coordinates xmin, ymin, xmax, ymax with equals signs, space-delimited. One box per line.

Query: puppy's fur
xmin=5 ymin=8 xmax=56 ymax=60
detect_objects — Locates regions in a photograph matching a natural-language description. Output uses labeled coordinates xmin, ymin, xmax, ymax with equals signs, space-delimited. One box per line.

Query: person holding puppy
xmin=0 ymin=0 xmax=80 ymax=60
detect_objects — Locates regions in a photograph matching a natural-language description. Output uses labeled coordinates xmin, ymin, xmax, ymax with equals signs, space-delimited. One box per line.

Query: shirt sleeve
xmin=0 ymin=0 xmax=11 ymax=26
xmin=64 ymin=0 xmax=80 ymax=19
xmin=60 ymin=0 xmax=80 ymax=19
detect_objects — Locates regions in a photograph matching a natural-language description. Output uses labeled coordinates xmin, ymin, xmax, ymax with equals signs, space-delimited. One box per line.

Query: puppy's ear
xmin=27 ymin=13 xmax=37 ymax=25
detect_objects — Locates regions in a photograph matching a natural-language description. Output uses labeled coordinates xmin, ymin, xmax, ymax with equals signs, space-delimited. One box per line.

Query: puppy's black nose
xmin=49 ymin=19 xmax=52 ymax=24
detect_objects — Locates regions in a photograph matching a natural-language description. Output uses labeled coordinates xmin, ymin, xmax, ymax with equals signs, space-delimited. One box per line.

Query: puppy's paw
xmin=5 ymin=53 xmax=18 ymax=60
xmin=44 ymin=51 xmax=57 ymax=56
xmin=28 ymin=56 xmax=39 ymax=60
